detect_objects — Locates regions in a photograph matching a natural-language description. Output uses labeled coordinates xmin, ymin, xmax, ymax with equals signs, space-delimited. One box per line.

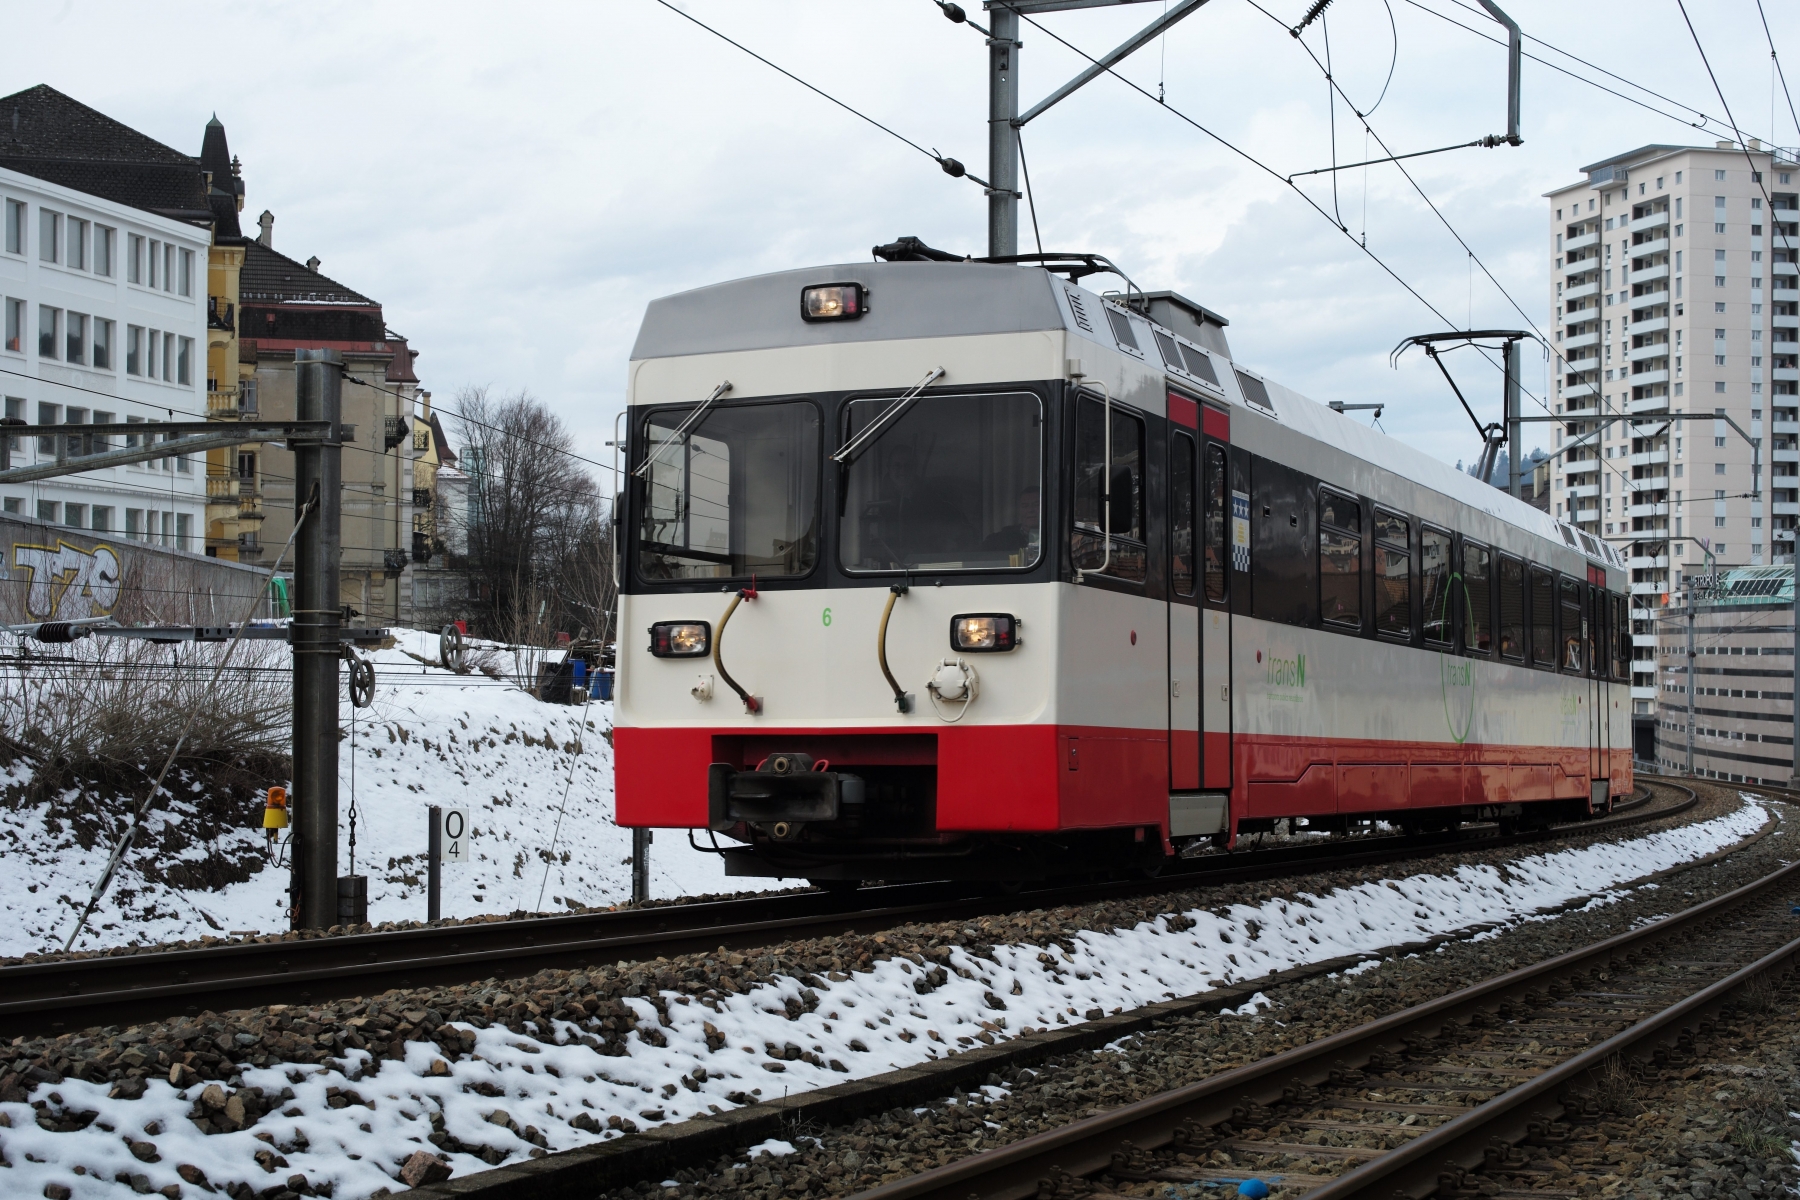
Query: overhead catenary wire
xmin=649 ymin=0 xmax=991 ymax=188
xmin=1759 ymin=0 xmax=1799 ymax=147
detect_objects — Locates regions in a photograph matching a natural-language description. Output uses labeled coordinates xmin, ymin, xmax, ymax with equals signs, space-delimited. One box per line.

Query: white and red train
xmin=613 ymin=246 xmax=1633 ymax=882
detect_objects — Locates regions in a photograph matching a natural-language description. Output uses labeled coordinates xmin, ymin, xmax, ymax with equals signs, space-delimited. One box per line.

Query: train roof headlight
xmin=951 ymin=614 xmax=1019 ymax=653
xmin=648 ymin=621 xmax=710 ymax=658
xmin=801 ymin=282 xmax=867 ymax=322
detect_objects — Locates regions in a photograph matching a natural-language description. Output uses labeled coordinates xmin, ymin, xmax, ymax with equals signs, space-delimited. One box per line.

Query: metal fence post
xmin=428 ymin=805 xmax=442 ymax=923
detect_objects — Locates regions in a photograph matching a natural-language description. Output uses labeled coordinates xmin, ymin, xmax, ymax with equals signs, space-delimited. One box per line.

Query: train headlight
xmin=950 ymin=614 xmax=1020 ymax=652
xmin=801 ymin=282 xmax=867 ymax=322
xmin=648 ymin=621 xmax=711 ymax=658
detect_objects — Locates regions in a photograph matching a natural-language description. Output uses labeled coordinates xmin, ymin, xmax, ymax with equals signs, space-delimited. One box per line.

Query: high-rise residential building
xmin=1545 ymin=140 xmax=1800 ymax=726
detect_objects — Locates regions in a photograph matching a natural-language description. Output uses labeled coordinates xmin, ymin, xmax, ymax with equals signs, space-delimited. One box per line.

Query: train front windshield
xmin=638 ymin=401 xmax=821 ymax=580
xmin=839 ymin=392 xmax=1042 ymax=572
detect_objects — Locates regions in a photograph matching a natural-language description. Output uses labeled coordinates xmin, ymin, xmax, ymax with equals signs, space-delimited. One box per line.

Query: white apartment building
xmin=1546 ymin=141 xmax=1800 ymax=720
xmin=0 ymin=165 xmax=209 ymax=548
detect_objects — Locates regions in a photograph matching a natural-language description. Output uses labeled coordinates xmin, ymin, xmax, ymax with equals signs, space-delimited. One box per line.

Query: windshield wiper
xmin=631 ymin=380 xmax=733 ymax=479
xmin=830 ymin=367 xmax=945 ymax=465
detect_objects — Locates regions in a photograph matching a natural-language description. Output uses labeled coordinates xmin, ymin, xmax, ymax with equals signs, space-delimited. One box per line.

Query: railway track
xmin=844 ymin=792 xmax=1798 ymax=1200
xmin=0 ymin=783 xmax=1692 ymax=1039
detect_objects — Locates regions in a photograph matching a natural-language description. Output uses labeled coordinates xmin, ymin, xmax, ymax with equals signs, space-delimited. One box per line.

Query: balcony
xmin=1775 ymin=284 xmax=1800 ymax=300
xmin=1631 ymin=579 xmax=1669 ymax=595
xmin=1629 ymin=341 xmax=1669 ymax=361
xmin=1565 ymin=231 xmax=1599 ymax=252
xmin=1628 ymin=502 xmax=1670 ymax=519
xmin=1630 ymin=555 xmax=1670 ymax=570
xmin=1776 ymin=501 xmax=1800 ymax=515
xmin=1633 ymin=262 xmax=1670 ymax=283
xmin=1634 ymin=316 xmax=1669 ymax=335
xmin=206 ymin=297 xmax=235 ymax=332
xmin=412 ymin=488 xmax=433 ymax=508
xmin=1634 ymin=474 xmax=1670 ymax=491
xmin=1775 ymin=312 xmax=1799 ymax=329
xmin=1631 ymin=280 xmax=1670 ymax=301
xmin=1564 ymin=281 xmax=1599 ymax=301
xmin=1777 ymin=367 xmax=1800 ymax=381
xmin=1630 ymin=369 xmax=1670 ymax=387
xmin=1630 ymin=449 xmax=1670 ymax=466
xmin=1775 ymin=260 xmax=1799 ymax=277
xmin=1564 ymin=330 xmax=1599 ymax=350
xmin=1563 ymin=381 xmax=1599 ymax=398
xmin=1632 ymin=238 xmax=1669 ymax=258
xmin=1565 ymin=482 xmax=1600 ymax=499
xmin=1776 ymin=448 xmax=1800 ymax=463
xmin=1633 ymin=210 xmax=1671 ymax=232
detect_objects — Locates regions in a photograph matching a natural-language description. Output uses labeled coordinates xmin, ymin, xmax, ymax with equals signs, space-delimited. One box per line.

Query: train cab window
xmin=1463 ymin=541 xmax=1493 ymax=654
xmin=1373 ymin=510 xmax=1410 ymax=638
xmin=1072 ymin=395 xmax=1147 ymax=581
xmin=1202 ymin=444 xmax=1227 ymax=602
xmin=1420 ymin=527 xmax=1453 ymax=644
xmin=1530 ymin=567 xmax=1556 ymax=666
xmin=1318 ymin=489 xmax=1362 ymax=629
xmin=638 ymin=400 xmax=820 ymax=580
xmin=1498 ymin=555 xmax=1526 ymax=660
xmin=1171 ymin=431 xmax=1197 ymax=597
xmin=840 ymin=391 xmax=1044 ymax=572
xmin=1559 ymin=578 xmax=1584 ymax=672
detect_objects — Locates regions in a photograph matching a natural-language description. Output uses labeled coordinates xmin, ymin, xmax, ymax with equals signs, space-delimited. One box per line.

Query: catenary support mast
xmin=988 ymin=6 xmax=1020 ymax=257
xmin=292 ymin=348 xmax=344 ymax=930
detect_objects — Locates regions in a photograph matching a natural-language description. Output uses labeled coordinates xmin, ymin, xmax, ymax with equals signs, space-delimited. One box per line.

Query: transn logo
xmin=1266 ymin=653 xmax=1306 ymax=688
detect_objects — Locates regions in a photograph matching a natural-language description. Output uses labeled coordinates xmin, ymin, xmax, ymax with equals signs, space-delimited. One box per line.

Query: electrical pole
xmin=1505 ymin=339 xmax=1523 ymax=500
xmin=988 ymin=5 xmax=1020 ymax=258
xmin=292 ymin=348 xmax=343 ymax=930
xmin=1792 ymin=561 xmax=1799 ymax=786
xmin=1686 ymin=583 xmax=1696 ymax=777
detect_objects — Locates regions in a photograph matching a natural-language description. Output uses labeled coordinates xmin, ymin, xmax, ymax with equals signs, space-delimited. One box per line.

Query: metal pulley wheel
xmin=348 ymin=653 xmax=376 ymax=708
xmin=440 ymin=623 xmax=464 ymax=672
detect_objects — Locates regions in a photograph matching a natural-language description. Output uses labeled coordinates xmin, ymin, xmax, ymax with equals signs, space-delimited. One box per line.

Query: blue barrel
xmin=594 ymin=669 xmax=614 ymax=701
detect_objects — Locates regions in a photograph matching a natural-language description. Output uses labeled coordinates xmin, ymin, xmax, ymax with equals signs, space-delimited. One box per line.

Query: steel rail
xmin=847 ymin=782 xmax=1800 ymax=1200
xmin=0 ymin=784 xmax=1686 ymax=1039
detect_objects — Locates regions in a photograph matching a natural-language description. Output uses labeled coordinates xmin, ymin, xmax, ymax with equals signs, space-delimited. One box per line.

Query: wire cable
xmin=1758 ymin=0 xmax=1800 ymax=146
xmin=59 ymin=490 xmax=314 ymax=952
xmin=649 ymin=0 xmax=985 ymax=187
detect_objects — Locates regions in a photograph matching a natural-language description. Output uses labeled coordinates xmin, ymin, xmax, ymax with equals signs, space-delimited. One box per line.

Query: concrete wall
xmin=0 ymin=509 xmax=278 ymax=626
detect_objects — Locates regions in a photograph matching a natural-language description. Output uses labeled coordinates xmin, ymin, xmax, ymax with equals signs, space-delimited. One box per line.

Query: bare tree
xmin=453 ymin=387 xmax=604 ymax=639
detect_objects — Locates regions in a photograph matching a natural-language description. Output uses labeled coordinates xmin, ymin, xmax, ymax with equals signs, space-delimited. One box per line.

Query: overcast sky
xmin=6 ymin=0 xmax=1797 ymax=481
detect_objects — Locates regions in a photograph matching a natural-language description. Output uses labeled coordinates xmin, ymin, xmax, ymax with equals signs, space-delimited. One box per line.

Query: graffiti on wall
xmin=11 ymin=539 xmax=123 ymax=620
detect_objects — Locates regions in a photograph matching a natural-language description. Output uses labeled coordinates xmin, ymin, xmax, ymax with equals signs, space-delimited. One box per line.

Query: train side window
xmin=1587 ymin=585 xmax=1604 ymax=677
xmin=1463 ymin=541 xmax=1493 ymax=654
xmin=1420 ymin=527 xmax=1453 ymax=644
xmin=1559 ymin=578 xmax=1584 ymax=672
xmin=1373 ymin=509 xmax=1410 ymax=638
xmin=1620 ymin=593 xmax=1634 ymax=680
xmin=1202 ymin=443 xmax=1227 ymax=602
xmin=1498 ymin=555 xmax=1526 ymax=660
xmin=1318 ymin=489 xmax=1362 ymax=629
xmin=1529 ymin=567 xmax=1556 ymax=667
xmin=1171 ymin=431 xmax=1197 ymax=597
xmin=1072 ymin=395 xmax=1147 ymax=582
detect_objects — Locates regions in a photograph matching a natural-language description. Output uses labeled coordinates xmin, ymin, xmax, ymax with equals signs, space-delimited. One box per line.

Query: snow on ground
xmin=0 ymin=628 xmax=779 ymax=957
xmin=0 ymin=799 xmax=1768 ymax=1199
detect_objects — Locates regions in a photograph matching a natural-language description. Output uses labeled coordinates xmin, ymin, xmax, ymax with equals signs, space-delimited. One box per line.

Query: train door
xmin=1168 ymin=416 xmax=1200 ymax=792
xmin=1200 ymin=411 xmax=1233 ymax=793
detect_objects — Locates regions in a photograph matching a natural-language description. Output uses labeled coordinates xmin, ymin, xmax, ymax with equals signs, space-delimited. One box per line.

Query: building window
xmin=163 ymin=244 xmax=175 ymax=293
xmin=1716 ymin=171 xmax=1727 ymax=181
xmin=147 ymin=239 xmax=159 ymax=288
xmin=126 ymin=325 xmax=143 ymax=375
xmin=176 ymin=513 xmax=191 ymax=549
xmin=38 ymin=209 xmax=58 ymax=262
xmin=66 ymin=217 xmax=86 ymax=270
xmin=37 ymin=306 xmax=57 ymax=358
xmin=94 ymin=225 xmax=113 ymax=276
xmin=178 ymin=248 xmax=193 ymax=297
xmin=3 ymin=198 xmax=21 ymax=255
xmin=163 ymin=332 xmax=175 ymax=381
xmin=1716 ymin=382 xmax=1727 ymax=392
xmin=93 ymin=318 xmax=112 ymax=371
xmin=128 ymin=234 xmax=144 ymax=283
xmin=65 ymin=312 xmax=85 ymax=365
xmin=62 ymin=503 xmax=85 ymax=529
xmin=176 ymin=336 xmax=192 ymax=385
xmin=3 ymin=297 xmax=19 ymax=352
xmin=36 ymin=500 xmax=57 ymax=523
xmin=91 ymin=506 xmax=111 ymax=532
xmin=145 ymin=329 xmax=159 ymax=379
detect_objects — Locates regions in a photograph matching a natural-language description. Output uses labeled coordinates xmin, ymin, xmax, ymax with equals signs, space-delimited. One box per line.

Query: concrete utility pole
xmin=1686 ymin=583 xmax=1696 ymax=777
xmin=1792 ymin=564 xmax=1799 ymax=785
xmin=292 ymin=348 xmax=344 ymax=930
xmin=987 ymin=5 xmax=1020 ymax=258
